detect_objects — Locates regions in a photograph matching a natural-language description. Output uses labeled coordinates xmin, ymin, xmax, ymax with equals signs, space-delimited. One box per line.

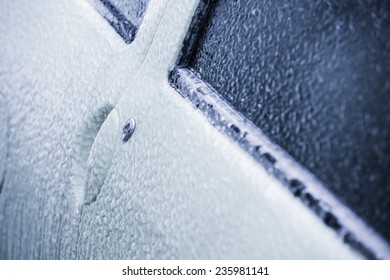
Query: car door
xmin=0 ymin=0 xmax=389 ymax=259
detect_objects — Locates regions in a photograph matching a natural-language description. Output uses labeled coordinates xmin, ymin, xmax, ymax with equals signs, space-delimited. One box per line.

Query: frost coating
xmin=0 ymin=94 xmax=7 ymax=190
xmin=108 ymin=0 xmax=149 ymax=27
xmin=187 ymin=0 xmax=390 ymax=243
xmin=169 ymin=67 xmax=390 ymax=259
xmin=91 ymin=0 xmax=150 ymax=43
xmin=76 ymin=0 xmax=361 ymax=259
xmin=0 ymin=0 xmax=170 ymax=259
xmin=84 ymin=109 xmax=119 ymax=205
xmin=71 ymin=104 xmax=114 ymax=207
xmin=0 ymin=0 xmax=366 ymax=259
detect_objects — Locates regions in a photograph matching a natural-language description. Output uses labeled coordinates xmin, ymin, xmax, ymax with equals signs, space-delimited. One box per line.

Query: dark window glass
xmin=186 ymin=0 xmax=390 ymax=241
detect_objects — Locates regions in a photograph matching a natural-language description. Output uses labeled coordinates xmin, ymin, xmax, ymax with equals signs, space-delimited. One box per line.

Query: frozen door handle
xmin=71 ymin=105 xmax=120 ymax=208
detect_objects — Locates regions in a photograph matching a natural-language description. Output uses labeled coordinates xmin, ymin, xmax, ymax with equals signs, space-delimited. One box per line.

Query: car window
xmin=171 ymin=0 xmax=390 ymax=245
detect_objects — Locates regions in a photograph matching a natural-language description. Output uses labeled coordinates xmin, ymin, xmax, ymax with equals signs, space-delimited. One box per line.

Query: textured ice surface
xmin=70 ymin=104 xmax=115 ymax=207
xmin=0 ymin=0 xmax=169 ymax=258
xmin=188 ymin=0 xmax=390 ymax=242
xmin=169 ymin=67 xmax=390 ymax=258
xmin=0 ymin=94 xmax=6 ymax=190
xmin=108 ymin=0 xmax=149 ymax=26
xmin=77 ymin=0 xmax=360 ymax=259
xmin=91 ymin=0 xmax=150 ymax=43
xmin=0 ymin=0 xmax=363 ymax=259
xmin=84 ymin=108 xmax=119 ymax=205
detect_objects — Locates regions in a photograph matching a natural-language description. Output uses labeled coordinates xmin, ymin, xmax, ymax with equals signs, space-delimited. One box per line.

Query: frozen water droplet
xmin=122 ymin=118 xmax=136 ymax=141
